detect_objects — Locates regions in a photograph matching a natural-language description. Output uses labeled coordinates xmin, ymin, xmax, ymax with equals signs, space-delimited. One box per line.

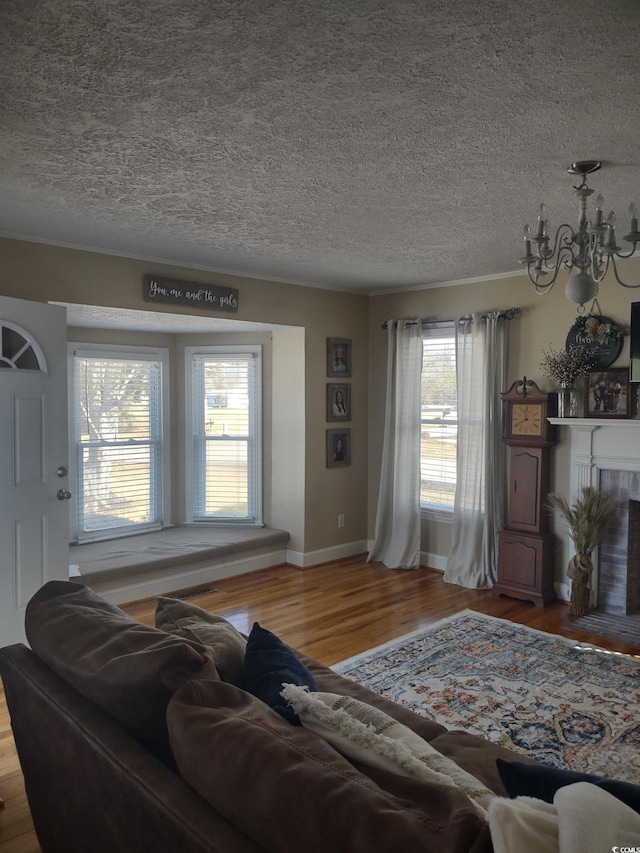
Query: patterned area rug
xmin=333 ymin=610 xmax=640 ymax=782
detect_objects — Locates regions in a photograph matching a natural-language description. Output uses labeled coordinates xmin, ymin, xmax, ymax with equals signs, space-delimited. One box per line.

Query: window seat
xmin=69 ymin=526 xmax=290 ymax=603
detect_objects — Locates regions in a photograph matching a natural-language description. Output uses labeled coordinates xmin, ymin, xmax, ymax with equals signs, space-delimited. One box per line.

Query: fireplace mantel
xmin=548 ymin=418 xmax=640 ymax=490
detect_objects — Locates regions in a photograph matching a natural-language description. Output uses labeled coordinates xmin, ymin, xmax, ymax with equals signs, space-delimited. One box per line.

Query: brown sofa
xmin=0 ymin=582 xmax=523 ymax=853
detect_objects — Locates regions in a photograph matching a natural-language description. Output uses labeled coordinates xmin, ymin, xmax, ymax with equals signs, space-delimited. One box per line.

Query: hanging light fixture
xmin=520 ymin=161 xmax=640 ymax=309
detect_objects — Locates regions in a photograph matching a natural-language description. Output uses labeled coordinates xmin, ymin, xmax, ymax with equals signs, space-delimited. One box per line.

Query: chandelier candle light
xmin=520 ymin=161 xmax=640 ymax=308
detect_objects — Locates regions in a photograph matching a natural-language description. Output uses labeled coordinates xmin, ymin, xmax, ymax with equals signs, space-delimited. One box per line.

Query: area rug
xmin=332 ymin=610 xmax=640 ymax=783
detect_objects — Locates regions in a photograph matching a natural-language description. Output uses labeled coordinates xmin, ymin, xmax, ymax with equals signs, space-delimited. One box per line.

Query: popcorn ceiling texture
xmin=1 ymin=0 xmax=639 ymax=292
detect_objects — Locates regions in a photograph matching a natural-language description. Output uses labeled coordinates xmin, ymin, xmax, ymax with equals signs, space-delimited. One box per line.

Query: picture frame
xmin=326 ymin=383 xmax=351 ymax=421
xmin=326 ymin=428 xmax=350 ymax=468
xmin=584 ymin=367 xmax=630 ymax=418
xmin=327 ymin=338 xmax=351 ymax=377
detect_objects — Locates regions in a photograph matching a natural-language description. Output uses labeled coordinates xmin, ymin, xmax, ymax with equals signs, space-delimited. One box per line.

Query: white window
xmin=70 ymin=346 xmax=169 ymax=541
xmin=420 ymin=324 xmax=457 ymax=516
xmin=186 ymin=346 xmax=262 ymax=524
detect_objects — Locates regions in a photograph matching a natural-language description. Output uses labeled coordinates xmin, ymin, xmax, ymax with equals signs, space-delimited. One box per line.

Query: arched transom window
xmin=0 ymin=322 xmax=46 ymax=371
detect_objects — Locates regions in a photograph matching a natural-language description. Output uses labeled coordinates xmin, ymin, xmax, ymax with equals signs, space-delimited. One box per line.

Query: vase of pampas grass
xmin=546 ymin=486 xmax=618 ymax=616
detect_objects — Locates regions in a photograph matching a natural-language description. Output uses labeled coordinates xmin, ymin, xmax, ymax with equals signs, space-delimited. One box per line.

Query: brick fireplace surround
xmin=549 ymin=418 xmax=640 ymax=614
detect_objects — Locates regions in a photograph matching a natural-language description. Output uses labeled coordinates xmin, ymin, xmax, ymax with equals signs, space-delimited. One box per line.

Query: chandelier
xmin=520 ymin=160 xmax=640 ymax=308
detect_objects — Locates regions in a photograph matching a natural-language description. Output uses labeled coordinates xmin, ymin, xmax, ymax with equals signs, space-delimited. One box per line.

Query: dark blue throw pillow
xmin=496 ymin=758 xmax=640 ymax=815
xmin=243 ymin=622 xmax=317 ymax=724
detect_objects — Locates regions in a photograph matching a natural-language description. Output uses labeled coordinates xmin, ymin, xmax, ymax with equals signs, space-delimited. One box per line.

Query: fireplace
xmin=548 ymin=418 xmax=640 ymax=612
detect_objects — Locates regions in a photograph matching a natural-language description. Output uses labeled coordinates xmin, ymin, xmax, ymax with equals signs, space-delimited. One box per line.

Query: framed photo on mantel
xmin=584 ymin=368 xmax=630 ymax=418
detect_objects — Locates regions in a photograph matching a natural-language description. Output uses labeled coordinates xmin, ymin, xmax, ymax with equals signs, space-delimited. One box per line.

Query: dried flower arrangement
xmin=546 ymin=485 xmax=618 ymax=615
xmin=539 ymin=345 xmax=596 ymax=386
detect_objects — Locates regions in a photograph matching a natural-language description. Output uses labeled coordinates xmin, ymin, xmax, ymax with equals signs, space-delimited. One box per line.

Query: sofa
xmin=0 ymin=580 xmax=530 ymax=853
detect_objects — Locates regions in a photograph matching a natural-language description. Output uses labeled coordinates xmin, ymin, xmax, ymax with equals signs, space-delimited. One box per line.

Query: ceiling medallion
xmin=520 ymin=160 xmax=640 ymax=309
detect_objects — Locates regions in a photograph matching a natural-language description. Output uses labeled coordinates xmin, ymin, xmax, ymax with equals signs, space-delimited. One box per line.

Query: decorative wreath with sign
xmin=565 ymin=314 xmax=625 ymax=369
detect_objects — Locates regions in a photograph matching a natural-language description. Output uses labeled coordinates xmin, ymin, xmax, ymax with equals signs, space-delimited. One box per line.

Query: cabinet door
xmin=508 ymin=447 xmax=549 ymax=532
xmin=496 ymin=530 xmax=556 ymax=606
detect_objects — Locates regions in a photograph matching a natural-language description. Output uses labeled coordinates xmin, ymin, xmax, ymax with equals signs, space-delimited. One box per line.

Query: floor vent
xmin=174 ymin=586 xmax=217 ymax=600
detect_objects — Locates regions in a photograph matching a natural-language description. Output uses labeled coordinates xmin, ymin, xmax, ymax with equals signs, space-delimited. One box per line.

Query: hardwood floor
xmin=2 ymin=556 xmax=640 ymax=851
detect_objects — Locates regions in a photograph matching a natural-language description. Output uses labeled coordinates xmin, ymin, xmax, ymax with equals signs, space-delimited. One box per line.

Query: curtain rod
xmin=381 ymin=307 xmax=521 ymax=330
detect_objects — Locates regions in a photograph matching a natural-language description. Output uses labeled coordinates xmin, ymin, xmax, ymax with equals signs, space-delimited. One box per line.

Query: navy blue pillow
xmin=496 ymin=759 xmax=640 ymax=815
xmin=243 ymin=622 xmax=316 ymax=725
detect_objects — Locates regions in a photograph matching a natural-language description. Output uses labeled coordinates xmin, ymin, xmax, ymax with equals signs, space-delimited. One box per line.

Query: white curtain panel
xmin=444 ymin=312 xmax=506 ymax=589
xmin=368 ymin=319 xmax=423 ymax=569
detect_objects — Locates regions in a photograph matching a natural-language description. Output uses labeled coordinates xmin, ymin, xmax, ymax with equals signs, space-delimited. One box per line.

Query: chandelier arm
xmin=526 ymin=260 xmax=562 ymax=292
xmin=555 ymin=243 xmax=578 ymax=272
xmin=612 ymin=244 xmax=637 ymax=260
xmin=609 ymin=257 xmax=640 ymax=289
xmin=537 ymin=224 xmax=575 ymax=263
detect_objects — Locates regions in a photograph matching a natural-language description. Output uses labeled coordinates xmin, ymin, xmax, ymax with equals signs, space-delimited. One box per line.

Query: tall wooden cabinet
xmin=494 ymin=378 xmax=557 ymax=607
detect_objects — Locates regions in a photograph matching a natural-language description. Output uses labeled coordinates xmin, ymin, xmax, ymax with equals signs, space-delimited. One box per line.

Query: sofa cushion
xmin=243 ymin=622 xmax=316 ymax=724
xmin=154 ymin=596 xmax=247 ymax=686
xmin=281 ymin=684 xmax=494 ymax=817
xmin=496 ymin=758 xmax=640 ymax=815
xmin=167 ymin=679 xmax=489 ymax=853
xmin=25 ymin=581 xmax=219 ymax=763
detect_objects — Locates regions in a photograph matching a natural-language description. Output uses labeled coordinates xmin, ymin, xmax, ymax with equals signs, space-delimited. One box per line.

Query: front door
xmin=0 ymin=296 xmax=69 ymax=646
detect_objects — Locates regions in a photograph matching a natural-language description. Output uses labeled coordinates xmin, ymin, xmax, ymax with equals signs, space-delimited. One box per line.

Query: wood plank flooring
xmin=2 ymin=557 xmax=640 ymax=851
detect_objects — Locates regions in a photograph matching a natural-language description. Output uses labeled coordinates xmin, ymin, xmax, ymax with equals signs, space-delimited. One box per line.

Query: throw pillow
xmin=25 ymin=580 xmax=219 ymax=764
xmin=154 ymin=596 xmax=247 ymax=686
xmin=167 ymin=679 xmax=488 ymax=853
xmin=243 ymin=622 xmax=316 ymax=724
xmin=281 ymin=684 xmax=494 ymax=817
xmin=496 ymin=758 xmax=640 ymax=816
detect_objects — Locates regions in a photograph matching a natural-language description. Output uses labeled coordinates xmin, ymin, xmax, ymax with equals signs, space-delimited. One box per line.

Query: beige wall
xmin=4 ymin=234 xmax=639 ymax=582
xmin=369 ymin=257 xmax=640 ymax=586
xmin=0 ymin=237 xmax=369 ymax=558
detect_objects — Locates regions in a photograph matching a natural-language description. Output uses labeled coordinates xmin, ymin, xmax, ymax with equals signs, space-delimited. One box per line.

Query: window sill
xmin=421 ymin=506 xmax=453 ymax=524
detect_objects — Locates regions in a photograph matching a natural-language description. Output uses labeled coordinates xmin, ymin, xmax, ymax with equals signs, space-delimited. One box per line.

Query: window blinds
xmin=190 ymin=349 xmax=261 ymax=523
xmin=73 ymin=352 xmax=163 ymax=538
xmin=421 ymin=327 xmax=458 ymax=509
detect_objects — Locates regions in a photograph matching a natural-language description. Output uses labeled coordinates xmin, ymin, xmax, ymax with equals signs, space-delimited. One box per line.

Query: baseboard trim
xmin=421 ymin=551 xmax=447 ymax=572
xmin=362 ymin=542 xmax=448 ymax=572
xmin=287 ymin=540 xmax=369 ymax=568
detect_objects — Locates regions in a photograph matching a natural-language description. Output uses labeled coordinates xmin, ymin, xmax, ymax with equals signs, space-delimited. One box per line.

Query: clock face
xmin=511 ymin=403 xmax=543 ymax=437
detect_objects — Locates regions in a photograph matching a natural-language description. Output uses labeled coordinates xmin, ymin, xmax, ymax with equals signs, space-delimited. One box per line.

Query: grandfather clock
xmin=494 ymin=377 xmax=557 ymax=607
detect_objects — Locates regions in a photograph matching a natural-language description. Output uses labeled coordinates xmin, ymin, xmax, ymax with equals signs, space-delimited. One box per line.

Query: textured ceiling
xmin=1 ymin=0 xmax=639 ymax=294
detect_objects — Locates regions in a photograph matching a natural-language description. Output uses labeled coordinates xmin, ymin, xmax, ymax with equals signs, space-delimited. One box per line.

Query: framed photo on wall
xmin=326 ymin=428 xmax=350 ymax=468
xmin=327 ymin=338 xmax=351 ymax=377
xmin=326 ymin=383 xmax=351 ymax=421
xmin=584 ymin=367 xmax=630 ymax=417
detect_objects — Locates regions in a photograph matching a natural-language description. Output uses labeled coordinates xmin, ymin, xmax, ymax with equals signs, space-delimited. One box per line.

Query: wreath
xmin=570 ymin=315 xmax=625 ymax=344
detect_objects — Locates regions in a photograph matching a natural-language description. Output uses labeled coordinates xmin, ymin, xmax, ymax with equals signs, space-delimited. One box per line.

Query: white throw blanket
xmin=488 ymin=782 xmax=640 ymax=853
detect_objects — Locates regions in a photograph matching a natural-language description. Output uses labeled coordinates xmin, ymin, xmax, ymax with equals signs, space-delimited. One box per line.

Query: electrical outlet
xmin=338 ymin=513 xmax=345 ymax=528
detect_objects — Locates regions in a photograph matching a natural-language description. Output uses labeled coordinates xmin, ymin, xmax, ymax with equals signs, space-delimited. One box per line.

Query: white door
xmin=0 ymin=296 xmax=69 ymax=647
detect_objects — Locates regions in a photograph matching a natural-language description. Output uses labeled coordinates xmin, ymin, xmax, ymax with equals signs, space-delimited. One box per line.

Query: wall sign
xmin=143 ymin=275 xmax=239 ymax=313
